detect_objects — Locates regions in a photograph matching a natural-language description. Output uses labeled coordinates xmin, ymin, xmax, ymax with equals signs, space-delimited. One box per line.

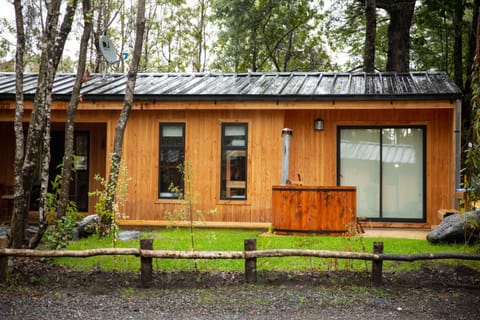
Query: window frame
xmin=158 ymin=122 xmax=185 ymax=199
xmin=220 ymin=122 xmax=248 ymax=201
xmin=337 ymin=125 xmax=426 ymax=222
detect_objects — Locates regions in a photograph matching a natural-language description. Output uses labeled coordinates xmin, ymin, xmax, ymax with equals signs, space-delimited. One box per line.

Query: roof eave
xmin=0 ymin=93 xmax=463 ymax=103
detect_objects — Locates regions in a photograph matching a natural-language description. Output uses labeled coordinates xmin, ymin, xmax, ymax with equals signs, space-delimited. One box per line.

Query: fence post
xmin=372 ymin=241 xmax=384 ymax=285
xmin=140 ymin=239 xmax=153 ymax=288
xmin=0 ymin=236 xmax=8 ymax=284
xmin=244 ymin=239 xmax=257 ymax=283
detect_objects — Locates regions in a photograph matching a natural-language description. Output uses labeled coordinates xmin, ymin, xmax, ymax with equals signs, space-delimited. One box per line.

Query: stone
xmin=427 ymin=211 xmax=480 ymax=244
xmin=24 ymin=225 xmax=38 ymax=239
xmin=0 ymin=225 xmax=9 ymax=238
xmin=76 ymin=214 xmax=99 ymax=238
xmin=117 ymin=230 xmax=141 ymax=241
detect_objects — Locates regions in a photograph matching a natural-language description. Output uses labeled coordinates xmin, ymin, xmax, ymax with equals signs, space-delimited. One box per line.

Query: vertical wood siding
xmin=0 ymin=100 xmax=456 ymax=228
xmin=272 ymin=185 xmax=357 ymax=235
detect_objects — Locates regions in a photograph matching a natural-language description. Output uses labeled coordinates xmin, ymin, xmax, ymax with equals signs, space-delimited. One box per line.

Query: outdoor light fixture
xmin=314 ymin=118 xmax=324 ymax=131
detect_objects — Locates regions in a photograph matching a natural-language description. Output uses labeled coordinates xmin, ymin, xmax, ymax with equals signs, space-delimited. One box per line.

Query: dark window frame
xmin=337 ymin=125 xmax=426 ymax=223
xmin=158 ymin=122 xmax=185 ymax=199
xmin=220 ymin=123 xmax=248 ymax=201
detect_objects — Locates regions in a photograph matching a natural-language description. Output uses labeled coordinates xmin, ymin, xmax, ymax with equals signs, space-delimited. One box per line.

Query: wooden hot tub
xmin=272 ymin=185 xmax=356 ymax=235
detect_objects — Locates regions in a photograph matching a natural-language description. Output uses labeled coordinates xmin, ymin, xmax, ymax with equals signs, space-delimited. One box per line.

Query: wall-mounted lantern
xmin=314 ymin=118 xmax=324 ymax=131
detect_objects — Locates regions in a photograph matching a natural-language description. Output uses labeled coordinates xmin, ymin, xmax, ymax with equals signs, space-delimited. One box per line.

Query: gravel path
xmin=1 ymin=258 xmax=480 ymax=319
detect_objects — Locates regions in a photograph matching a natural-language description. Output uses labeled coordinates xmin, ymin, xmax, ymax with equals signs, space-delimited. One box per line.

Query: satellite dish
xmin=99 ymin=35 xmax=119 ymax=64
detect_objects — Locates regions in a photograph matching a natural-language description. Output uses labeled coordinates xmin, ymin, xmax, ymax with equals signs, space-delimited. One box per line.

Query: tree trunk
xmin=27 ymin=0 xmax=92 ymax=250
xmin=56 ymin=0 xmax=93 ymax=221
xmin=10 ymin=0 xmax=62 ymax=248
xmin=11 ymin=0 xmax=77 ymax=248
xmin=464 ymin=1 xmax=480 ymax=144
xmin=377 ymin=0 xmax=416 ymax=72
xmin=363 ymin=0 xmax=376 ymax=72
xmin=11 ymin=1 xmax=26 ymax=249
xmin=453 ymin=0 xmax=464 ymax=89
xmin=194 ymin=0 xmax=207 ymax=72
xmin=101 ymin=0 xmax=146 ymax=236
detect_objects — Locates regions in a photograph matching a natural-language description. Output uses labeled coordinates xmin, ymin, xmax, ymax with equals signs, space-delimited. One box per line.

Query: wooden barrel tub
xmin=272 ymin=185 xmax=357 ymax=235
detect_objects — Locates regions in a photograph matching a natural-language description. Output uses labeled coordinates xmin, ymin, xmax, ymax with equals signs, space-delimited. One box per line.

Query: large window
xmin=338 ymin=127 xmax=425 ymax=221
xmin=220 ymin=123 xmax=248 ymax=200
xmin=158 ymin=123 xmax=185 ymax=199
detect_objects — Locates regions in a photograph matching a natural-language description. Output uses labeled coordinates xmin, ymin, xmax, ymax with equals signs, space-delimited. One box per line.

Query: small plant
xmin=165 ymin=162 xmax=217 ymax=271
xmin=44 ymin=213 xmax=78 ymax=249
xmin=44 ymin=168 xmax=82 ymax=249
xmin=343 ymin=220 xmax=368 ymax=271
xmin=464 ymin=214 xmax=480 ymax=245
xmin=89 ymin=160 xmax=130 ymax=244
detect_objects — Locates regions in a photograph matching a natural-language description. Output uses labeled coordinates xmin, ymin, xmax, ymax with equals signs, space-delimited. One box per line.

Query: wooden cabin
xmin=0 ymin=72 xmax=462 ymax=232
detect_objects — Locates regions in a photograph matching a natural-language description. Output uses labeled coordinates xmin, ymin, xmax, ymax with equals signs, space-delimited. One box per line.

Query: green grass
xmin=52 ymin=228 xmax=480 ymax=273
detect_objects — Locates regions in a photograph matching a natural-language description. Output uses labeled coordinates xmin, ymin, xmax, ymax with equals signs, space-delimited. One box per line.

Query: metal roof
xmin=0 ymin=71 xmax=462 ymax=102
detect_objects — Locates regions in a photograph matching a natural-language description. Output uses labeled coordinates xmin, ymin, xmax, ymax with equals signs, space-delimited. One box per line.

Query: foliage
xmin=44 ymin=213 xmax=78 ymax=250
xmin=464 ymin=27 xmax=480 ymax=206
xmin=211 ymin=0 xmax=332 ymax=72
xmin=324 ymin=0 xmax=473 ymax=74
xmin=43 ymin=163 xmax=82 ymax=249
xmin=89 ymin=161 xmax=130 ymax=242
xmin=324 ymin=0 xmax=389 ymax=71
xmin=86 ymin=0 xmax=211 ymax=73
xmin=166 ymin=162 xmax=217 ymax=270
xmin=0 ymin=0 xmax=475 ymax=74
xmin=411 ymin=0 xmax=471 ymax=76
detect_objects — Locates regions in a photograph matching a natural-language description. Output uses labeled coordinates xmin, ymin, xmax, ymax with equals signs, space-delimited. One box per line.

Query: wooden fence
xmin=1 ymin=238 xmax=480 ymax=287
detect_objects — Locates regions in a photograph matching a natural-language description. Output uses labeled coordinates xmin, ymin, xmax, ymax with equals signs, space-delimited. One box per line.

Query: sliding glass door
xmin=339 ymin=127 xmax=425 ymax=221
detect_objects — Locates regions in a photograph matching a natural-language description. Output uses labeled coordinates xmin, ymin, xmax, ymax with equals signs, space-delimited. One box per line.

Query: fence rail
xmin=1 ymin=238 xmax=480 ymax=287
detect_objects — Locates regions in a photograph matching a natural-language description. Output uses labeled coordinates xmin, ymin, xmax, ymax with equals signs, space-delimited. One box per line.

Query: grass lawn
xmin=52 ymin=228 xmax=480 ymax=273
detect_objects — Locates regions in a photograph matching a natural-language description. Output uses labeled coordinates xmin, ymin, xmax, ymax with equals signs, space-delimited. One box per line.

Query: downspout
xmin=455 ymin=99 xmax=462 ymax=210
xmin=281 ymin=128 xmax=293 ymax=185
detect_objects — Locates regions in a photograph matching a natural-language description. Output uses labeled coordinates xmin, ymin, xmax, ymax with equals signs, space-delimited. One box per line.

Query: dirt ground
xmin=1 ymin=257 xmax=480 ymax=319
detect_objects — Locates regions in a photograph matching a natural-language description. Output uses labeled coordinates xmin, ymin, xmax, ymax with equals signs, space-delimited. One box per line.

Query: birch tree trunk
xmin=55 ymin=0 xmax=93 ymax=222
xmin=11 ymin=0 xmax=78 ymax=248
xmin=29 ymin=0 xmax=91 ymax=249
xmin=100 ymin=0 xmax=146 ymax=236
xmin=11 ymin=0 xmax=26 ymax=249
xmin=10 ymin=0 xmax=62 ymax=248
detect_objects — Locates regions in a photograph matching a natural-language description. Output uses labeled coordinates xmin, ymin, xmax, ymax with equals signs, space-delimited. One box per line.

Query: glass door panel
xmin=340 ymin=129 xmax=380 ymax=218
xmin=381 ymin=128 xmax=424 ymax=219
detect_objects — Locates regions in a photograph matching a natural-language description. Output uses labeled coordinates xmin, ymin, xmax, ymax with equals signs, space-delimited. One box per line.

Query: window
xmin=338 ymin=127 xmax=425 ymax=222
xmin=30 ymin=131 xmax=90 ymax=212
xmin=220 ymin=123 xmax=248 ymax=200
xmin=158 ymin=123 xmax=185 ymax=199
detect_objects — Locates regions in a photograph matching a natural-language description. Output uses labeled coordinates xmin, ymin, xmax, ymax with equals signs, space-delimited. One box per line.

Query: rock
xmin=0 ymin=225 xmax=38 ymax=243
xmin=427 ymin=211 xmax=480 ymax=244
xmin=24 ymin=225 xmax=38 ymax=239
xmin=76 ymin=214 xmax=99 ymax=238
xmin=0 ymin=225 xmax=9 ymax=238
xmin=71 ymin=228 xmax=80 ymax=241
xmin=117 ymin=230 xmax=140 ymax=241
